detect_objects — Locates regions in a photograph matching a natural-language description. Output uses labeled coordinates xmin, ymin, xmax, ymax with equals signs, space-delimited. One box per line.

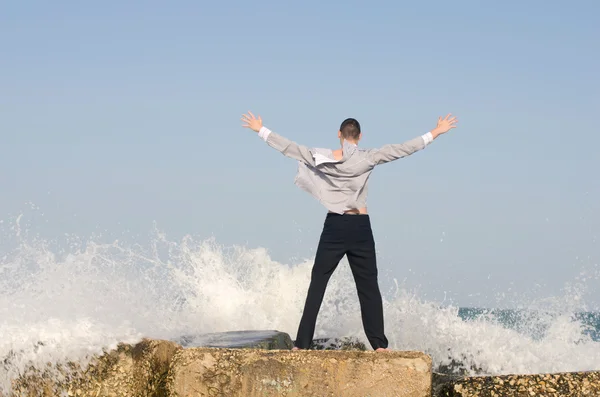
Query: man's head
xmin=338 ymin=118 xmax=362 ymax=145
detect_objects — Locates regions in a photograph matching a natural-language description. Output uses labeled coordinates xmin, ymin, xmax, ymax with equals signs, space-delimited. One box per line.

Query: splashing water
xmin=1 ymin=212 xmax=599 ymax=392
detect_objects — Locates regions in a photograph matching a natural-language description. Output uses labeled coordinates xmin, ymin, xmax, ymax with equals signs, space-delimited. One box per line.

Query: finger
xmin=448 ymin=116 xmax=457 ymax=122
xmin=445 ymin=113 xmax=452 ymax=120
xmin=258 ymin=115 xmax=262 ymax=123
xmin=248 ymin=111 xmax=256 ymax=119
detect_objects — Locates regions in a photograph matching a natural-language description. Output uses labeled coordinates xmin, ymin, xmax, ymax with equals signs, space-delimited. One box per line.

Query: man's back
xmin=295 ymin=140 xmax=377 ymax=213
xmin=258 ymin=128 xmax=433 ymax=213
xmin=242 ymin=111 xmax=457 ymax=214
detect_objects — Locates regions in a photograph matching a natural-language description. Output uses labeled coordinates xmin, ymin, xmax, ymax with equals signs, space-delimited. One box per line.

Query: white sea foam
xmin=1 ymin=212 xmax=599 ymax=392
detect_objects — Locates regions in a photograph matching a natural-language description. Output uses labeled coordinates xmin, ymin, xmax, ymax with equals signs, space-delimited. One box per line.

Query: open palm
xmin=241 ymin=111 xmax=263 ymax=132
xmin=434 ymin=114 xmax=458 ymax=135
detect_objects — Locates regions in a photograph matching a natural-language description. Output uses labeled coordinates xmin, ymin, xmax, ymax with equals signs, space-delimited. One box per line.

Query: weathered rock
xmin=9 ymin=339 xmax=181 ymax=397
xmin=8 ymin=336 xmax=433 ymax=396
xmin=167 ymin=347 xmax=432 ymax=397
xmin=7 ymin=336 xmax=600 ymax=397
xmin=434 ymin=370 xmax=600 ymax=397
xmin=175 ymin=329 xmax=293 ymax=350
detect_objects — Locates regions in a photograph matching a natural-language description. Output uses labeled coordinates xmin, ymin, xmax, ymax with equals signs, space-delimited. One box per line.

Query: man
xmin=241 ymin=111 xmax=457 ymax=351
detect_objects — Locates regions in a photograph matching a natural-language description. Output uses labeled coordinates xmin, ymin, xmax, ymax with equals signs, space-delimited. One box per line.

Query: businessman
xmin=241 ymin=111 xmax=458 ymax=351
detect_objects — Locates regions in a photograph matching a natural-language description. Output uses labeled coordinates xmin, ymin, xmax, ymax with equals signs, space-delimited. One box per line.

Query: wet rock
xmin=9 ymin=339 xmax=181 ymax=397
xmin=309 ymin=336 xmax=368 ymax=351
xmin=8 ymin=333 xmax=433 ymax=396
xmin=432 ymin=347 xmax=486 ymax=376
xmin=175 ymin=329 xmax=293 ymax=350
xmin=9 ymin=338 xmax=432 ymax=397
xmin=11 ymin=333 xmax=600 ymax=397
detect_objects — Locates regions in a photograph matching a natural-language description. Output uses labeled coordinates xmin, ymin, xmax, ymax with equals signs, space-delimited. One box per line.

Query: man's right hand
xmin=241 ymin=111 xmax=263 ymax=132
xmin=431 ymin=114 xmax=458 ymax=139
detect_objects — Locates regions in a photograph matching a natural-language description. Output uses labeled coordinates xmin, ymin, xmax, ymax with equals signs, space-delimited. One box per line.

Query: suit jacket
xmin=258 ymin=126 xmax=432 ymax=214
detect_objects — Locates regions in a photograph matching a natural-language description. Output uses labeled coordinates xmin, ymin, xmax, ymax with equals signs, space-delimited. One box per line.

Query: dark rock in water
xmin=174 ymin=330 xmax=293 ymax=350
xmin=432 ymin=373 xmax=464 ymax=397
xmin=433 ymin=347 xmax=486 ymax=376
xmin=434 ymin=357 xmax=485 ymax=376
xmin=308 ymin=337 xmax=367 ymax=351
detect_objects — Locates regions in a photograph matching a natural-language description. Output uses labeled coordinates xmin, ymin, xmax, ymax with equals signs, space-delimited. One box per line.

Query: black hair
xmin=339 ymin=118 xmax=361 ymax=140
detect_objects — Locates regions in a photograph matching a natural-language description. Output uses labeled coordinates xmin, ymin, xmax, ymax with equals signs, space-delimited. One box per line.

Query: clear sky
xmin=1 ymin=0 xmax=599 ymax=309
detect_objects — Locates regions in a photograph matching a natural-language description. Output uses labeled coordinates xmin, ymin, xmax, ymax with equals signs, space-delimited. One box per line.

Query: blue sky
xmin=1 ymin=0 xmax=599 ymax=308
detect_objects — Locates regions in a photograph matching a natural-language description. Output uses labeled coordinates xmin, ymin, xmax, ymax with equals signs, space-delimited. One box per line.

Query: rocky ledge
xmin=7 ymin=331 xmax=432 ymax=397
xmin=5 ymin=330 xmax=600 ymax=397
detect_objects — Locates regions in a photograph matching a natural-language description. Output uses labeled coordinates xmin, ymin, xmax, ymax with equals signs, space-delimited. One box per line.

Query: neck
xmin=342 ymin=139 xmax=358 ymax=146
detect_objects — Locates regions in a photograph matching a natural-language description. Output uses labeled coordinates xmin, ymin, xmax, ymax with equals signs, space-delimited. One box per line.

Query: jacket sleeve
xmin=258 ymin=127 xmax=316 ymax=167
xmin=366 ymin=132 xmax=433 ymax=165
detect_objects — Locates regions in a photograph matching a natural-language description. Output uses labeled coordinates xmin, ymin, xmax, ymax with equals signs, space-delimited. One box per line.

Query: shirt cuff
xmin=422 ymin=132 xmax=433 ymax=146
xmin=258 ymin=126 xmax=272 ymax=142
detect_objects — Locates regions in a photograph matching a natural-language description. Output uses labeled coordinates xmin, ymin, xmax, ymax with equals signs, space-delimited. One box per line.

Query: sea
xmin=1 ymin=214 xmax=599 ymax=393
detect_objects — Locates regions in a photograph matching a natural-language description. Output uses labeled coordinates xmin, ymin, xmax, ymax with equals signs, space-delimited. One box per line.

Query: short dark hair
xmin=339 ymin=118 xmax=361 ymax=140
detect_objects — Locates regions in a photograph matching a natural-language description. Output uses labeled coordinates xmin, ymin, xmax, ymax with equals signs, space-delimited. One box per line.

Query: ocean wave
xmin=1 ymin=211 xmax=599 ymax=392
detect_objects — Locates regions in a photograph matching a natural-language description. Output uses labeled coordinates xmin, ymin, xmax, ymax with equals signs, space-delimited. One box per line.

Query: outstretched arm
xmin=241 ymin=111 xmax=316 ymax=167
xmin=367 ymin=114 xmax=458 ymax=165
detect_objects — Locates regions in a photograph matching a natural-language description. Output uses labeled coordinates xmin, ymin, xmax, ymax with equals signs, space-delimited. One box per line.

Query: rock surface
xmin=434 ymin=370 xmax=600 ymax=397
xmin=7 ymin=332 xmax=432 ymax=397
xmin=7 ymin=330 xmax=600 ymax=397
xmin=10 ymin=339 xmax=182 ymax=397
xmin=167 ymin=348 xmax=432 ymax=397
xmin=175 ymin=329 xmax=293 ymax=350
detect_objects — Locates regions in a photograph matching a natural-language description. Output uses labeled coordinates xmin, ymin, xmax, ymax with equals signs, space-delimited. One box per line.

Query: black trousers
xmin=294 ymin=213 xmax=389 ymax=350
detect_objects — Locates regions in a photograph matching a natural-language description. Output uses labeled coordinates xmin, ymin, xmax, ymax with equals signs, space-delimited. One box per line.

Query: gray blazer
xmin=258 ymin=126 xmax=432 ymax=214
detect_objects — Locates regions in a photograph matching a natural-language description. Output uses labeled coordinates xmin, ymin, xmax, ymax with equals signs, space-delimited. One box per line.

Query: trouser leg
xmin=294 ymin=219 xmax=346 ymax=349
xmin=346 ymin=219 xmax=389 ymax=350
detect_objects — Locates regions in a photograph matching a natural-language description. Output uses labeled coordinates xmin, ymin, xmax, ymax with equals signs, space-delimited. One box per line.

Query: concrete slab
xmin=167 ymin=347 xmax=432 ymax=397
